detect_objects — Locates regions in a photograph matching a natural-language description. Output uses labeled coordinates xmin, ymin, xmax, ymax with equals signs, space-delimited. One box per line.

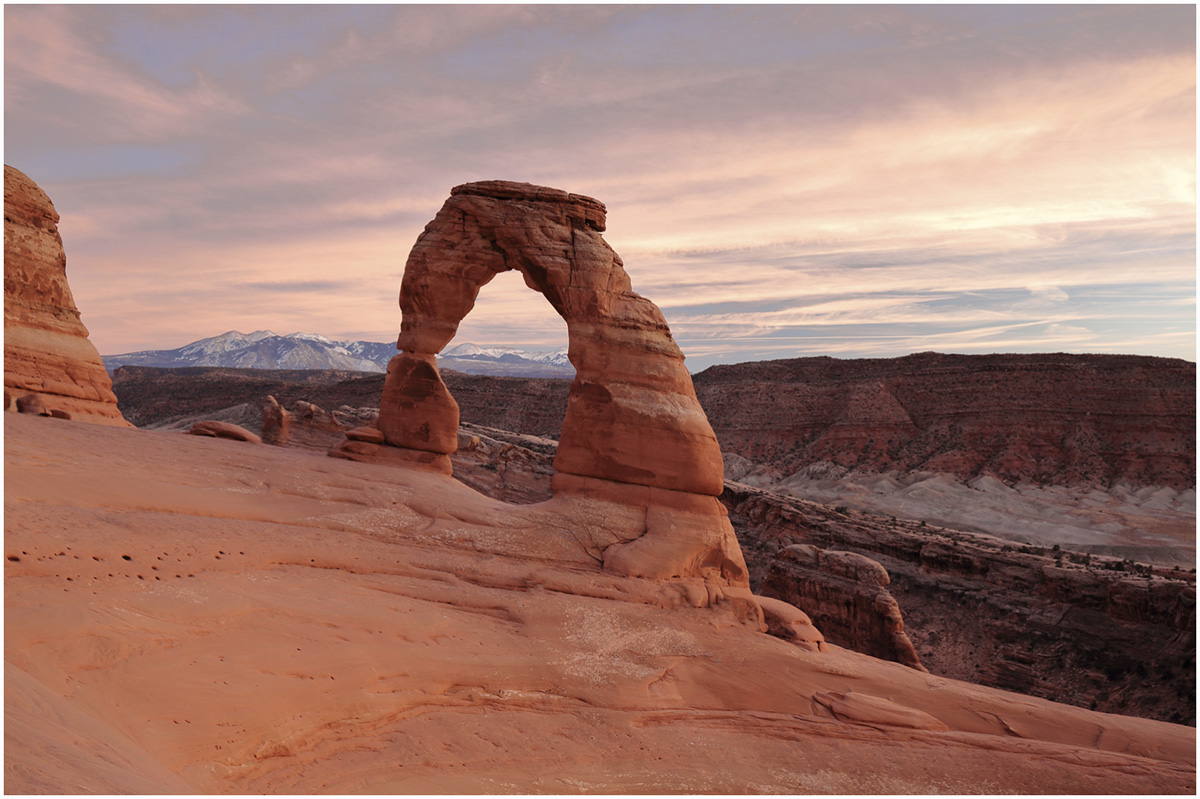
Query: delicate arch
xmin=378 ymin=180 xmax=724 ymax=497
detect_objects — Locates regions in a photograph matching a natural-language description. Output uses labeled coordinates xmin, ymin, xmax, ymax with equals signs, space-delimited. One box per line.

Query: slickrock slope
xmin=106 ymin=363 xmax=1197 ymax=722
xmin=341 ymin=180 xmax=743 ymax=585
xmin=5 ymin=414 xmax=1195 ymax=794
xmin=3 ymin=166 xmax=129 ymax=426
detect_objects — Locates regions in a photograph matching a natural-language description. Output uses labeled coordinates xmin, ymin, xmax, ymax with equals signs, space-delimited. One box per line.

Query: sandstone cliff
xmin=693 ymin=352 xmax=1195 ymax=490
xmin=4 ymin=165 xmax=129 ymax=426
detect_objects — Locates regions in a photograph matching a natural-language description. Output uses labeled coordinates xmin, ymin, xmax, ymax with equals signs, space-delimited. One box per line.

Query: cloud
xmin=5 ymin=5 xmax=1194 ymax=366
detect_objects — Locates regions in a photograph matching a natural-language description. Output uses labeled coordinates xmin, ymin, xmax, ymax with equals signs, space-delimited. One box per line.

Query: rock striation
xmin=692 ymin=352 xmax=1196 ymax=490
xmin=4 ymin=165 xmax=129 ymax=427
xmin=335 ymin=181 xmax=746 ymax=586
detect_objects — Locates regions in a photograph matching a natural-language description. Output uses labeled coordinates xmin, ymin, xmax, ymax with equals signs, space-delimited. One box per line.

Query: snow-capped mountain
xmin=440 ymin=342 xmax=571 ymax=369
xmin=103 ymin=333 xmax=575 ymax=378
xmin=103 ymin=330 xmax=393 ymax=373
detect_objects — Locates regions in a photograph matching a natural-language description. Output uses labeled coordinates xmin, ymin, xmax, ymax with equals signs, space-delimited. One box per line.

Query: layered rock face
xmin=339 ymin=181 xmax=745 ymax=585
xmin=4 ymin=165 xmax=129 ymax=426
xmin=763 ymin=544 xmax=925 ymax=670
xmin=723 ymin=481 xmax=1196 ymax=725
xmin=693 ymin=352 xmax=1195 ymax=490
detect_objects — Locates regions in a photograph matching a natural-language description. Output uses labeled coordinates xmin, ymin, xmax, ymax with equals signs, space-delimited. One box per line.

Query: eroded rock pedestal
xmin=334 ymin=180 xmax=747 ymax=588
xmin=4 ymin=165 xmax=129 ymax=426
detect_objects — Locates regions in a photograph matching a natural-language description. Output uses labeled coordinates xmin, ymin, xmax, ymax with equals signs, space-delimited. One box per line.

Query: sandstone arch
xmin=380 ymin=180 xmax=724 ymax=495
xmin=342 ymin=180 xmax=748 ymax=587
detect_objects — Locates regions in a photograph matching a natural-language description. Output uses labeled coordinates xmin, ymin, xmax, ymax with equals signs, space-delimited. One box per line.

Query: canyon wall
xmin=692 ymin=352 xmax=1195 ymax=490
xmin=111 ymin=351 xmax=1197 ymax=496
xmin=723 ymin=481 xmax=1196 ymax=725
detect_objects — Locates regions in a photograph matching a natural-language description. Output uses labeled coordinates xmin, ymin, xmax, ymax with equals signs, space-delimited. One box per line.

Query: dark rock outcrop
xmin=723 ymin=481 xmax=1196 ymax=725
xmin=762 ymin=544 xmax=924 ymax=670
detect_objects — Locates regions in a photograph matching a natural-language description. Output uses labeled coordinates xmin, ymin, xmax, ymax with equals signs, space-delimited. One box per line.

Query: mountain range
xmin=102 ymin=330 xmax=575 ymax=377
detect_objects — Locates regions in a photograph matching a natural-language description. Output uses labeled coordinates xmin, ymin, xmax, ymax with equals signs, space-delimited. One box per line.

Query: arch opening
xmin=440 ymin=268 xmax=574 ymax=505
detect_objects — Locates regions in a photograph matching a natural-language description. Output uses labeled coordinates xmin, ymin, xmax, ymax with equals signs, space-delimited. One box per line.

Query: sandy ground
xmin=5 ymin=414 xmax=1195 ymax=794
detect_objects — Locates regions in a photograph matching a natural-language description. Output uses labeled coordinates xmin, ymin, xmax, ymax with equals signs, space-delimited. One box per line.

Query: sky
xmin=4 ymin=4 xmax=1196 ymax=370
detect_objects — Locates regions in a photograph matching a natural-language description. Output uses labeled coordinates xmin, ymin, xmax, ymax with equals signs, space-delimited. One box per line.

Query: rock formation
xmin=187 ymin=420 xmax=262 ymax=444
xmin=260 ymin=395 xmax=293 ymax=445
xmin=261 ymin=396 xmax=375 ymax=451
xmin=762 ymin=544 xmax=924 ymax=670
xmin=105 ymin=364 xmax=1195 ymax=722
xmin=4 ymin=165 xmax=130 ymax=427
xmin=692 ymin=352 xmax=1196 ymax=490
xmin=723 ymin=480 xmax=1197 ymax=725
xmin=335 ymin=181 xmax=747 ymax=586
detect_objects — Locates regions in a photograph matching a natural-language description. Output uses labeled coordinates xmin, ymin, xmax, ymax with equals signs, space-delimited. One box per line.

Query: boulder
xmin=3 ymin=165 xmax=131 ymax=427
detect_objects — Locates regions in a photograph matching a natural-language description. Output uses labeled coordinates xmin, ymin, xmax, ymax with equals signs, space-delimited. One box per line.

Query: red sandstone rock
xmin=188 ymin=421 xmax=262 ymax=444
xmin=359 ymin=180 xmax=743 ymax=586
xmin=15 ymin=393 xmax=48 ymax=416
xmin=382 ymin=180 xmax=723 ymax=495
xmin=813 ymin=690 xmax=949 ymax=731
xmin=4 ymin=165 xmax=130 ymax=427
xmin=377 ymin=353 xmax=459 ymax=454
xmin=345 ymin=425 xmax=385 ymax=444
xmin=260 ymin=396 xmax=292 ymax=445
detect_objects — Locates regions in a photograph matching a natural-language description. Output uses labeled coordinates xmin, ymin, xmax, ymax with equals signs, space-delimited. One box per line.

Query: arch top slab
xmin=450 ymin=180 xmax=608 ymax=232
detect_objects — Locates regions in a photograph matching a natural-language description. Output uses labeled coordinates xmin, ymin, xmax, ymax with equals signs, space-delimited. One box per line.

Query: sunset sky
xmin=5 ymin=4 xmax=1195 ymax=369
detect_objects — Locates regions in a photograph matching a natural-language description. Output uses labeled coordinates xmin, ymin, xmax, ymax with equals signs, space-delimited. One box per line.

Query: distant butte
xmin=3 ymin=165 xmax=130 ymax=426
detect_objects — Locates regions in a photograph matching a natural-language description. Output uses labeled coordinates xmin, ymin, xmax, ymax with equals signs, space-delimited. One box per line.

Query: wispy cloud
xmin=4 ymin=5 xmax=1193 ymax=367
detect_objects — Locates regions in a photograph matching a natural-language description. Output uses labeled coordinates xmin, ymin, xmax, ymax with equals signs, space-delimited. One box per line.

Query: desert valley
xmin=5 ymin=167 xmax=1197 ymax=794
